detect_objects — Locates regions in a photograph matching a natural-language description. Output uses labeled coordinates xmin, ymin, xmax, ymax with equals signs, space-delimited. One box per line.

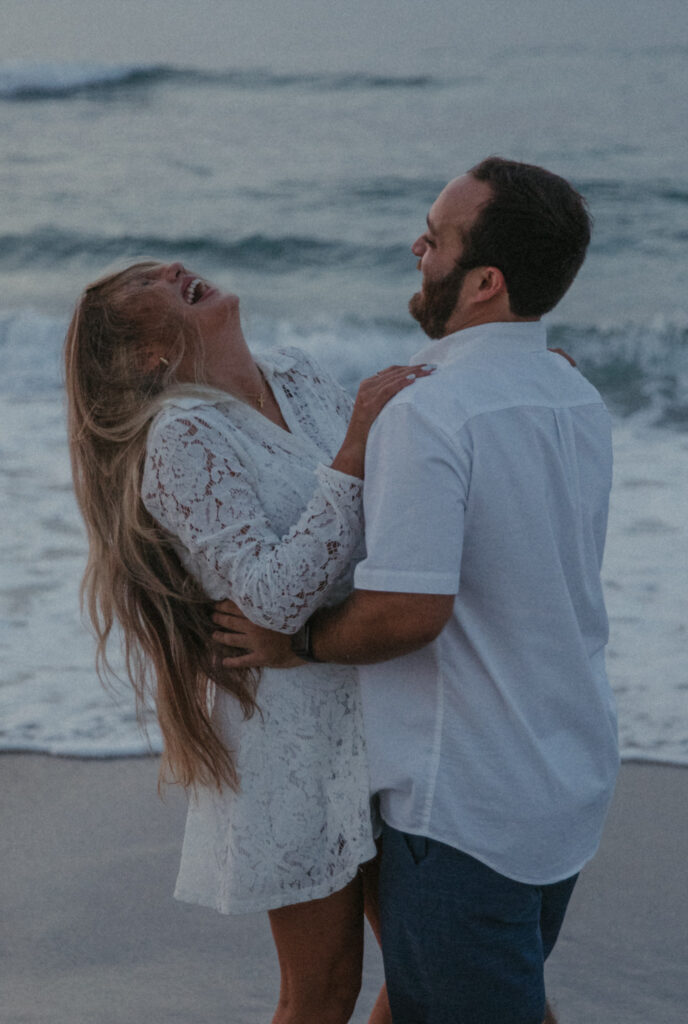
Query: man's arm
xmin=212 ymin=589 xmax=454 ymax=668
xmin=306 ymin=589 xmax=454 ymax=664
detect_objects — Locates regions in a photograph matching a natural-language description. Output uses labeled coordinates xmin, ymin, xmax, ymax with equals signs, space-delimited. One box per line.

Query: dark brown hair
xmin=460 ymin=156 xmax=592 ymax=317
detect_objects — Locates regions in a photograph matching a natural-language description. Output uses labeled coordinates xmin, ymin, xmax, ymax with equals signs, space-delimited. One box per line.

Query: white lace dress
xmin=141 ymin=347 xmax=377 ymax=914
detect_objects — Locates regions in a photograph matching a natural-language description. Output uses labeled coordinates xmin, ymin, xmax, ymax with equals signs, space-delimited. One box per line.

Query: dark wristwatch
xmin=290 ymin=618 xmax=320 ymax=662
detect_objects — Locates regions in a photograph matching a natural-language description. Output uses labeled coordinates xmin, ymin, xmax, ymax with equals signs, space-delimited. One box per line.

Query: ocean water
xmin=1 ymin=1 xmax=687 ymax=764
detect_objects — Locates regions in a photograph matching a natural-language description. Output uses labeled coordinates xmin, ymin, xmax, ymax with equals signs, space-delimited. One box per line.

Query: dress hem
xmin=173 ymin=841 xmax=378 ymax=915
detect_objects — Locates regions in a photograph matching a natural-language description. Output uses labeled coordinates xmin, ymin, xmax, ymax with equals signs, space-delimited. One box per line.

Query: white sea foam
xmin=0 ymin=377 xmax=163 ymax=757
xmin=602 ymin=419 xmax=688 ymax=763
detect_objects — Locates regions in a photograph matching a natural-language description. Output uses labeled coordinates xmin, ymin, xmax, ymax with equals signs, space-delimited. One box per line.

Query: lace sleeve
xmin=142 ymin=412 xmax=363 ymax=633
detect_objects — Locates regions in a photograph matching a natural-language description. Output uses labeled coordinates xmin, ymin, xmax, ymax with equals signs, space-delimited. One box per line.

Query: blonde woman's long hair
xmin=64 ymin=263 xmax=258 ymax=792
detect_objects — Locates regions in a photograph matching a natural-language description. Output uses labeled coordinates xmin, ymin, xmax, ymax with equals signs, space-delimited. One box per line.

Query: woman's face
xmin=130 ymin=262 xmax=241 ymax=379
xmin=137 ymin=261 xmax=236 ymax=319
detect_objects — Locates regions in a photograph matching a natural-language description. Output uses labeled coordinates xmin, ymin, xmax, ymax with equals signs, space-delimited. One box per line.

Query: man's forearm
xmin=306 ymin=589 xmax=454 ymax=665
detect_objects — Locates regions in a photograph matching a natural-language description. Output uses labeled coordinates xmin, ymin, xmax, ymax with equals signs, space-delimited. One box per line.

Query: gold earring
xmin=159 ymin=356 xmax=169 ymax=367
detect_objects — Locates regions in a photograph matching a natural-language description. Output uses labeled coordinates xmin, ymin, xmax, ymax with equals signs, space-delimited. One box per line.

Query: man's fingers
xmin=212 ymin=611 xmax=244 ymax=629
xmin=222 ymin=653 xmax=262 ymax=668
xmin=213 ymin=629 xmax=248 ymax=646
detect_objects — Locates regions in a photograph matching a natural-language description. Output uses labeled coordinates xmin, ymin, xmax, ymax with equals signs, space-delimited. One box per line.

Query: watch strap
xmin=290 ymin=618 xmax=320 ymax=662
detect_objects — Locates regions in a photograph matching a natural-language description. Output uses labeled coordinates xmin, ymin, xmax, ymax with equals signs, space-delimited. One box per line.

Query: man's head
xmin=409 ymin=157 xmax=592 ymax=338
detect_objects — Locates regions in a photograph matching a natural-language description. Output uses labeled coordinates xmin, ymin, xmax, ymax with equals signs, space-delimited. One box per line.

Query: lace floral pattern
xmin=142 ymin=348 xmax=376 ymax=913
xmin=142 ymin=349 xmax=364 ymax=632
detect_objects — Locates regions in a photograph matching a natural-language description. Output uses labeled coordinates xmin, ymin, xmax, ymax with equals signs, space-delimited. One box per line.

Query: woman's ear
xmin=140 ymin=348 xmax=168 ymax=373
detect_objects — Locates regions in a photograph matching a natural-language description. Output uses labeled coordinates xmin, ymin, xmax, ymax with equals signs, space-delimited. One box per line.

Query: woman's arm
xmin=142 ymin=414 xmax=364 ymax=634
xmin=143 ymin=365 xmax=434 ymax=633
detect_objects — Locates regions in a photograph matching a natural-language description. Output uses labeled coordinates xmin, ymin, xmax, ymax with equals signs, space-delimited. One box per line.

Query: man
xmin=217 ymin=157 xmax=619 ymax=1023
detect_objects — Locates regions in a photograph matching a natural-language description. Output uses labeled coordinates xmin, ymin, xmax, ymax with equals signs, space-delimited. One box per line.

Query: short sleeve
xmin=354 ymin=400 xmax=470 ymax=595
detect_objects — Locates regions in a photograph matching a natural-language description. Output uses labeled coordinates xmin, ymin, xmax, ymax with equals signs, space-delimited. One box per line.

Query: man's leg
xmin=379 ymin=823 xmax=576 ymax=1024
xmin=540 ymin=871 xmax=579 ymax=1024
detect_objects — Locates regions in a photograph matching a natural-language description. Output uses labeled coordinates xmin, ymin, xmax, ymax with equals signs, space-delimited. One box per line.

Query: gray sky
xmin=1 ymin=0 xmax=685 ymax=69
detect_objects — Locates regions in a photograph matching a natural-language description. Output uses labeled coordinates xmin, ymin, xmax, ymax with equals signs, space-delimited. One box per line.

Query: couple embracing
xmin=66 ymin=157 xmax=618 ymax=1024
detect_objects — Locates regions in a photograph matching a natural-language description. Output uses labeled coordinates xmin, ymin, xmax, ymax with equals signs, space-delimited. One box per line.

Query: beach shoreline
xmin=2 ymin=755 xmax=687 ymax=1023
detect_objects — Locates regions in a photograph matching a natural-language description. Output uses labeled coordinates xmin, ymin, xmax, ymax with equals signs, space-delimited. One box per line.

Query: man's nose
xmin=411 ymin=237 xmax=425 ymax=258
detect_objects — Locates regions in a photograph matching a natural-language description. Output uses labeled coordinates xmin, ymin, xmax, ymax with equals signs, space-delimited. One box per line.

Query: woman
xmin=65 ymin=260 xmax=432 ymax=1024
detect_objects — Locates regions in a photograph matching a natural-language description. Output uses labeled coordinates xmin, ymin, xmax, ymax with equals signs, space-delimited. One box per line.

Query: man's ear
xmin=473 ymin=265 xmax=507 ymax=305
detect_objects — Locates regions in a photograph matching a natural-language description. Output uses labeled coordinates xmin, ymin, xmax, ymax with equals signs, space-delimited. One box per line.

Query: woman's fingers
xmin=374 ymin=364 xmax=411 ymax=376
xmin=359 ymin=364 xmax=435 ymax=398
xmin=377 ymin=368 xmax=424 ymax=389
xmin=333 ymin=362 xmax=437 ymax=479
xmin=361 ymin=364 xmax=435 ymax=411
xmin=370 ymin=363 xmax=432 ymax=380
xmin=377 ymin=362 xmax=436 ymax=376
xmin=367 ymin=364 xmax=436 ymax=393
xmin=347 ymin=364 xmax=435 ymax=440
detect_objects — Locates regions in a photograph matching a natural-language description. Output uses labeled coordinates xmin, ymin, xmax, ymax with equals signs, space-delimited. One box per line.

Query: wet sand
xmin=1 ymin=756 xmax=686 ymax=1023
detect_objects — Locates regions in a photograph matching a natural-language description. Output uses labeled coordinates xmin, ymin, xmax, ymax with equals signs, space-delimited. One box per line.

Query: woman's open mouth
xmin=183 ymin=277 xmax=211 ymax=305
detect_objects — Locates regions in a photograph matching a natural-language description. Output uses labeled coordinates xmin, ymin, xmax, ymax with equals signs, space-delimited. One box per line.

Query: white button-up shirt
xmin=354 ymin=321 xmax=619 ymax=884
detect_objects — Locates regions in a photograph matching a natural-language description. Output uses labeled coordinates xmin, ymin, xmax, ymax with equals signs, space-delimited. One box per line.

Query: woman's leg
xmin=268 ymin=875 xmax=364 ymax=1024
xmin=360 ymin=848 xmax=392 ymax=1024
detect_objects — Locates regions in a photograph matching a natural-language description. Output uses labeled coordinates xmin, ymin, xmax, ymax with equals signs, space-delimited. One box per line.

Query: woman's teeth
xmin=184 ymin=278 xmax=204 ymax=304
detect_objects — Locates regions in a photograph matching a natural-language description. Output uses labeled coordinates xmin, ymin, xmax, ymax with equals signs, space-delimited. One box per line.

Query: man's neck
xmin=440 ymin=311 xmax=540 ymax=338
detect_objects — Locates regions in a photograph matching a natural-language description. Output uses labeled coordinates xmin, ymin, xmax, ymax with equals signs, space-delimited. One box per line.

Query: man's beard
xmin=409 ymin=260 xmax=469 ymax=339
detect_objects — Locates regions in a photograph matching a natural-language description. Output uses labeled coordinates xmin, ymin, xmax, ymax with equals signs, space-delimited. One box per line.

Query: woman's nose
xmin=165 ymin=262 xmax=185 ymax=281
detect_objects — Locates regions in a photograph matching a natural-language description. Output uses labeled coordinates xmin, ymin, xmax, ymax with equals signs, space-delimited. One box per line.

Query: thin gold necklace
xmin=249 ymin=367 xmax=267 ymax=410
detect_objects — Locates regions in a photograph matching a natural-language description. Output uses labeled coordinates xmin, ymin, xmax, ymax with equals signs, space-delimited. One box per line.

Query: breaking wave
xmin=0 ymin=61 xmax=448 ymax=101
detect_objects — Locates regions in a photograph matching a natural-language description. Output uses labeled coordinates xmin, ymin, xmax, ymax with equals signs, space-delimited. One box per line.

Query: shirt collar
xmin=412 ymin=320 xmax=547 ymax=367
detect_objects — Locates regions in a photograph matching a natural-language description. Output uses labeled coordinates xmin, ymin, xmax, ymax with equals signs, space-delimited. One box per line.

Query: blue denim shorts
xmin=379 ymin=823 xmax=578 ymax=1024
